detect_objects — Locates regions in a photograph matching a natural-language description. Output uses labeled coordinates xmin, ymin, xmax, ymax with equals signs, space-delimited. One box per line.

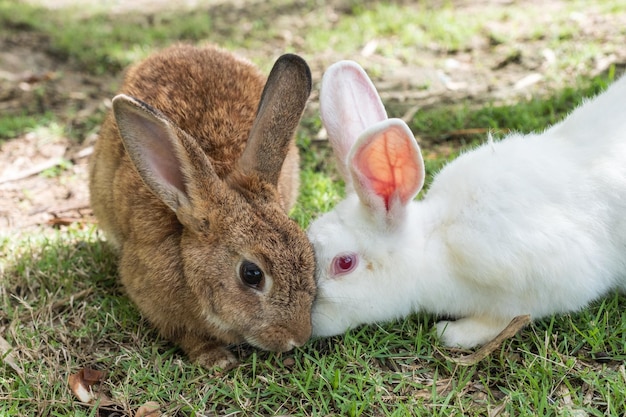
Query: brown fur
xmin=88 ymin=44 xmax=315 ymax=369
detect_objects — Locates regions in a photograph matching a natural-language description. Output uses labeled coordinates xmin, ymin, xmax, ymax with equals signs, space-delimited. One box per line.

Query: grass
xmin=0 ymin=112 xmax=54 ymax=142
xmin=412 ymin=75 xmax=613 ymax=140
xmin=2 ymin=0 xmax=626 ymax=416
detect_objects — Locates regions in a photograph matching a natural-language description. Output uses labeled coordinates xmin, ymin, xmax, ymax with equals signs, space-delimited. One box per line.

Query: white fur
xmin=309 ymin=61 xmax=626 ymax=347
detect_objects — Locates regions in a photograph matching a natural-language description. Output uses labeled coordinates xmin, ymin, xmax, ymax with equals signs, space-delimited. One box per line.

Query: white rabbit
xmin=308 ymin=60 xmax=626 ymax=348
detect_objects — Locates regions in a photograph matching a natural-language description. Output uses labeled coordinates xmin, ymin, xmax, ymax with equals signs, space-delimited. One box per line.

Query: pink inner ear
xmin=320 ymin=61 xmax=388 ymax=181
xmin=353 ymin=125 xmax=423 ymax=210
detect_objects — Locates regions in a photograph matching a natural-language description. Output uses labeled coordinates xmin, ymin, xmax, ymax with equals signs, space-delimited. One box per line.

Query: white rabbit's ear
xmin=320 ymin=60 xmax=387 ymax=181
xmin=349 ymin=118 xmax=424 ymax=226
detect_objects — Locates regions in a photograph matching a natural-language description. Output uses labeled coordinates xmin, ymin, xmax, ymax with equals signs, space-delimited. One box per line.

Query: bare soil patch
xmin=2 ymin=0 xmax=625 ymax=232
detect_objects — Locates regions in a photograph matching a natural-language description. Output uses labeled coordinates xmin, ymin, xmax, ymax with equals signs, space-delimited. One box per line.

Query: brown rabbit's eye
xmin=240 ymin=260 xmax=264 ymax=289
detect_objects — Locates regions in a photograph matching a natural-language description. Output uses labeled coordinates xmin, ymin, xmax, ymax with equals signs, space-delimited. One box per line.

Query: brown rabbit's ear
xmin=112 ymin=94 xmax=214 ymax=213
xmin=238 ymin=54 xmax=312 ymax=186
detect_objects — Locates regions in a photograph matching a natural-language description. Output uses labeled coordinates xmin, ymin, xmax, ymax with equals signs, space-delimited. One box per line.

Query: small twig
xmin=446 ymin=127 xmax=492 ymax=136
xmin=401 ymin=104 xmax=421 ymax=124
xmin=17 ymin=288 xmax=94 ymax=323
xmin=445 ymin=315 xmax=531 ymax=366
xmin=488 ymin=398 xmax=509 ymax=417
xmin=436 ymin=127 xmax=512 ymax=142
xmin=72 ymin=146 xmax=93 ymax=160
xmin=0 ymin=157 xmax=65 ymax=185
xmin=0 ymin=334 xmax=25 ymax=379
xmin=48 ymin=203 xmax=92 ymax=215
xmin=47 ymin=204 xmax=96 ymax=227
xmin=46 ymin=287 xmax=95 ymax=315
xmin=47 ymin=217 xmax=96 ymax=227
xmin=0 ymin=146 xmax=92 ymax=186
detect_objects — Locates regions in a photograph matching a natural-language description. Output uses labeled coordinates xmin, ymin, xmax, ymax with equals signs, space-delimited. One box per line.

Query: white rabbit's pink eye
xmin=331 ymin=253 xmax=358 ymax=277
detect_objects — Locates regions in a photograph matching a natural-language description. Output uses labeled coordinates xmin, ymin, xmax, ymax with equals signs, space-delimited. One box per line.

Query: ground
xmin=1 ymin=0 xmax=625 ymax=231
xmin=3 ymin=1 xmax=626 ymax=415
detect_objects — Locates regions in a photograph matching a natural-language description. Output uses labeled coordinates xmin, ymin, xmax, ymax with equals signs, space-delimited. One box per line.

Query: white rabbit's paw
xmin=436 ymin=317 xmax=507 ymax=349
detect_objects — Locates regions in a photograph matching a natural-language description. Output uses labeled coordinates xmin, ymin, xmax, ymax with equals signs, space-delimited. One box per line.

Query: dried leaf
xmin=68 ymin=368 xmax=106 ymax=403
xmin=82 ymin=368 xmax=105 ymax=384
xmin=68 ymin=372 xmax=94 ymax=403
xmin=18 ymin=288 xmax=94 ymax=323
xmin=446 ymin=315 xmax=531 ymax=366
xmin=556 ymin=384 xmax=589 ymax=416
xmin=488 ymin=398 xmax=509 ymax=417
xmin=411 ymin=378 xmax=453 ymax=400
xmin=135 ymin=401 xmax=161 ymax=417
xmin=0 ymin=334 xmax=25 ymax=378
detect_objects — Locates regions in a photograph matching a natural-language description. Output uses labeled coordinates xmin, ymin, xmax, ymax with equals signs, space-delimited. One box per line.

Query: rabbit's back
xmin=89 ymin=45 xmax=266 ymax=248
xmin=413 ymin=79 xmax=626 ymax=327
xmin=120 ymin=44 xmax=265 ymax=176
xmin=426 ymin=126 xmax=626 ymax=316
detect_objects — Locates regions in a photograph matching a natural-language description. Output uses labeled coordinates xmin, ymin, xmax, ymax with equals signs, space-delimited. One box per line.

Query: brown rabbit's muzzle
xmin=248 ymin=318 xmax=312 ymax=352
xmin=240 ymin=287 xmax=315 ymax=352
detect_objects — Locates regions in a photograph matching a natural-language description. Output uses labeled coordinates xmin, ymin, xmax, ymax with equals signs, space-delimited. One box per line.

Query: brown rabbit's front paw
xmin=194 ymin=347 xmax=238 ymax=371
xmin=180 ymin=333 xmax=239 ymax=370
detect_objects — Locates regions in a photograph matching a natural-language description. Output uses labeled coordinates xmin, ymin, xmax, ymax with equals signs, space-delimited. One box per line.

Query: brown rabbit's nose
xmin=255 ymin=317 xmax=312 ymax=352
xmin=288 ymin=320 xmax=312 ymax=349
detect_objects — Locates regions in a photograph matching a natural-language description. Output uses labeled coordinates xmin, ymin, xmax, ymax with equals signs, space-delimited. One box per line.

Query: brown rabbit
xmin=88 ymin=44 xmax=316 ymax=369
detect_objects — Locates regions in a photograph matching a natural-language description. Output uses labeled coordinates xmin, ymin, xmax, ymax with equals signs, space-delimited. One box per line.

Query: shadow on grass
xmin=0 ymin=228 xmax=180 ymax=374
